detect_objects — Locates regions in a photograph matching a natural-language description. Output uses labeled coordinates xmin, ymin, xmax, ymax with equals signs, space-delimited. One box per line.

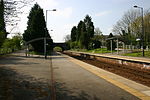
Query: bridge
xmin=24 ymin=37 xmax=68 ymax=51
xmin=53 ymin=42 xmax=68 ymax=51
xmin=24 ymin=37 xmax=68 ymax=58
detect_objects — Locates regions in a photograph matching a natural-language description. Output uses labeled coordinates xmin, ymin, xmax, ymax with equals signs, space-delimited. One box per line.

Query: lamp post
xmin=44 ymin=9 xmax=56 ymax=59
xmin=134 ymin=5 xmax=144 ymax=57
xmin=46 ymin=9 xmax=56 ymax=26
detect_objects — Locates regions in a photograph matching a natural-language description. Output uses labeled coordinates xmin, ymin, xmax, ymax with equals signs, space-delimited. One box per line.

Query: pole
xmin=141 ymin=7 xmax=144 ymax=57
xmin=25 ymin=44 xmax=27 ymax=57
xmin=111 ymin=40 xmax=113 ymax=54
xmin=123 ymin=42 xmax=125 ymax=54
xmin=134 ymin=6 xmax=144 ymax=56
xmin=46 ymin=10 xmax=48 ymax=26
xmin=44 ymin=38 xmax=47 ymax=59
xmin=45 ymin=9 xmax=56 ymax=59
xmin=44 ymin=10 xmax=48 ymax=59
xmin=117 ymin=38 xmax=119 ymax=54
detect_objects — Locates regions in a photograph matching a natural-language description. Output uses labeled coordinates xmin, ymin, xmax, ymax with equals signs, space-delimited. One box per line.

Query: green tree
xmin=106 ymin=33 xmax=116 ymax=50
xmin=79 ymin=22 xmax=87 ymax=49
xmin=93 ymin=27 xmax=103 ymax=47
xmin=69 ymin=15 xmax=95 ymax=50
xmin=84 ymin=15 xmax=94 ymax=38
xmin=83 ymin=15 xmax=94 ymax=49
xmin=12 ymin=35 xmax=22 ymax=50
xmin=76 ymin=21 xmax=83 ymax=41
xmin=2 ymin=35 xmax=22 ymax=51
xmin=71 ymin=26 xmax=77 ymax=42
xmin=64 ymin=34 xmax=71 ymax=49
xmin=91 ymin=39 xmax=101 ymax=49
xmin=0 ymin=0 xmax=6 ymax=47
xmin=23 ymin=3 xmax=53 ymax=52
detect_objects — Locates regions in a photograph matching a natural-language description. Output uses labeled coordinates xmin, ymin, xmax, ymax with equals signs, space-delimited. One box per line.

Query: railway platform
xmin=63 ymin=51 xmax=150 ymax=99
xmin=67 ymin=55 xmax=150 ymax=99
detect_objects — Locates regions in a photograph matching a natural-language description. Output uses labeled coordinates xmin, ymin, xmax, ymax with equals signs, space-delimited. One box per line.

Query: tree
xmin=93 ymin=27 xmax=103 ymax=42
xmin=23 ymin=3 xmax=53 ymax=52
xmin=84 ymin=15 xmax=94 ymax=38
xmin=0 ymin=0 xmax=34 ymax=47
xmin=69 ymin=15 xmax=95 ymax=50
xmin=71 ymin=26 xmax=77 ymax=42
xmin=106 ymin=33 xmax=116 ymax=50
xmin=79 ymin=22 xmax=87 ymax=49
xmin=94 ymin=27 xmax=102 ymax=35
xmin=83 ymin=15 xmax=94 ymax=49
xmin=64 ymin=34 xmax=71 ymax=42
xmin=64 ymin=34 xmax=71 ymax=49
xmin=113 ymin=9 xmax=140 ymax=35
xmin=0 ymin=0 xmax=6 ymax=47
xmin=113 ymin=8 xmax=150 ymax=47
xmin=144 ymin=12 xmax=150 ymax=46
xmin=3 ymin=0 xmax=34 ymax=25
xmin=0 ymin=0 xmax=5 ymax=32
xmin=76 ymin=21 xmax=83 ymax=41
xmin=113 ymin=9 xmax=140 ymax=45
xmin=2 ymin=34 xmax=22 ymax=51
xmin=12 ymin=35 xmax=22 ymax=50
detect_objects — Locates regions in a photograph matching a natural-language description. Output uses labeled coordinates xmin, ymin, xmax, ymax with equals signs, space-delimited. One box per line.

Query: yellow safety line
xmin=69 ymin=57 xmax=150 ymax=100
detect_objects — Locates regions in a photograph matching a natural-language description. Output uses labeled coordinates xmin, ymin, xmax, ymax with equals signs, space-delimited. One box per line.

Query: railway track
xmin=64 ymin=52 xmax=150 ymax=87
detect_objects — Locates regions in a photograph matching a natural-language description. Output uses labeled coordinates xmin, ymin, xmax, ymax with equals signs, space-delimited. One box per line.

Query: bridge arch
xmin=52 ymin=43 xmax=68 ymax=51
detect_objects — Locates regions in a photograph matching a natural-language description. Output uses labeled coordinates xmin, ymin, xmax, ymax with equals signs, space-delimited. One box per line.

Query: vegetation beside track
xmin=122 ymin=51 xmax=150 ymax=58
xmin=70 ymin=48 xmax=116 ymax=54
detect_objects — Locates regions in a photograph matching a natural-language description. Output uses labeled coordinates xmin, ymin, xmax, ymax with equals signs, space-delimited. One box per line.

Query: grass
xmin=28 ymin=51 xmax=52 ymax=55
xmin=70 ymin=48 xmax=150 ymax=58
xmin=122 ymin=50 xmax=150 ymax=58
xmin=0 ymin=48 xmax=13 ymax=55
xmin=70 ymin=48 xmax=116 ymax=54
xmin=29 ymin=51 xmax=44 ymax=55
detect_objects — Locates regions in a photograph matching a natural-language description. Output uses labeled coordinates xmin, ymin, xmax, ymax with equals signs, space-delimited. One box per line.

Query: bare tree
xmin=3 ymin=0 xmax=34 ymax=25
xmin=94 ymin=27 xmax=102 ymax=35
xmin=64 ymin=34 xmax=71 ymax=42
xmin=144 ymin=11 xmax=150 ymax=45
xmin=113 ymin=9 xmax=140 ymax=35
xmin=112 ymin=9 xmax=141 ymax=45
xmin=113 ymin=8 xmax=150 ymax=46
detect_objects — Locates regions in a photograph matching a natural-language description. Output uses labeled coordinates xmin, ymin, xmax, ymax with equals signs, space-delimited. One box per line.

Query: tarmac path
xmin=0 ymin=51 xmax=140 ymax=100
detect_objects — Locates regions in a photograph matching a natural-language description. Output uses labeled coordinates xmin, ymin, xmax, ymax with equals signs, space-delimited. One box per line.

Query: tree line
xmin=113 ymin=9 xmax=150 ymax=48
xmin=0 ymin=0 xmax=34 ymax=53
xmin=68 ymin=8 xmax=150 ymax=51
xmin=69 ymin=15 xmax=98 ymax=50
xmin=67 ymin=15 xmax=116 ymax=51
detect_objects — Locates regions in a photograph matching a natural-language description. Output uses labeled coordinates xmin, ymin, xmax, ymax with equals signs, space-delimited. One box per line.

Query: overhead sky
xmin=7 ymin=0 xmax=150 ymax=42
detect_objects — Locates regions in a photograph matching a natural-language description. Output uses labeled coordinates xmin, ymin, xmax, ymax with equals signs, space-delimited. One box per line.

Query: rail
xmin=65 ymin=51 xmax=150 ymax=65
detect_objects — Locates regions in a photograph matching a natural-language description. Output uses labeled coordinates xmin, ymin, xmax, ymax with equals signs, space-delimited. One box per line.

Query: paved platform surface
xmin=52 ymin=52 xmax=147 ymax=100
xmin=0 ymin=51 xmax=52 ymax=100
xmin=0 ymin=51 xmax=149 ymax=100
xmin=62 ymin=53 xmax=150 ymax=100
